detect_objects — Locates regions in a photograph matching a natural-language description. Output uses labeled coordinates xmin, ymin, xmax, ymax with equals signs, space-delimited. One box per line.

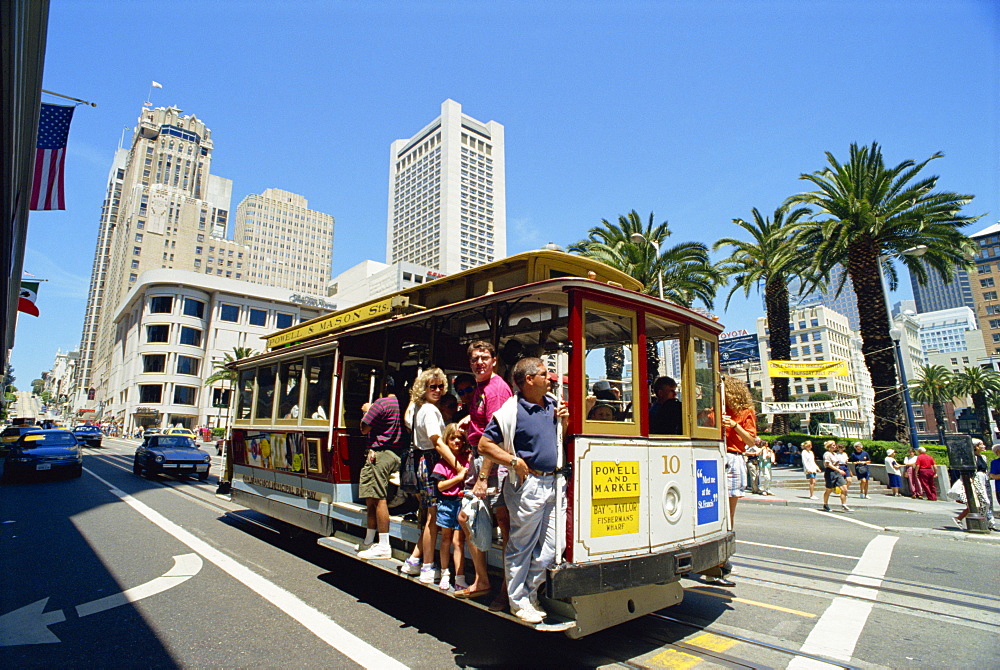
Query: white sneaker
xmin=355 ymin=540 xmax=373 ymax=553
xmin=418 ymin=566 xmax=435 ymax=584
xmin=513 ymin=603 xmax=544 ymax=624
xmin=400 ymin=558 xmax=421 ymax=575
xmin=439 ymin=576 xmax=452 ymax=591
xmin=807 ymin=495 xmax=818 ymax=500
xmin=358 ymin=544 xmax=391 ymax=560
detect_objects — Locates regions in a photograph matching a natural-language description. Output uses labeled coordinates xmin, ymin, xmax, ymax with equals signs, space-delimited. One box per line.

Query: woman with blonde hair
xmin=707 ymin=374 xmax=757 ymax=587
xmin=400 ymin=367 xmax=454 ymax=584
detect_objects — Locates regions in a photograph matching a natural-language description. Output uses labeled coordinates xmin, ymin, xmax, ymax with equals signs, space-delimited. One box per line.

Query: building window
xmin=149 ymin=296 xmax=173 ymax=313
xmin=248 ymin=308 xmax=267 ymax=326
xmin=133 ymin=246 xmax=141 ymax=255
xmin=173 ymin=385 xmax=198 ymax=405
xmin=979 ymin=264 xmax=991 ymax=273
xmin=146 ymin=325 xmax=169 ymax=343
xmin=142 ymin=354 xmax=165 ymax=373
xmin=985 ymin=291 xmax=998 ymax=301
xmin=981 ymin=278 xmax=995 ymax=288
xmin=183 ymin=298 xmax=205 ymax=318
xmin=138 ymin=384 xmax=162 ymax=404
xmin=275 ymin=313 xmax=293 ymax=329
xmin=176 ymin=355 xmax=200 ymax=376
xmin=179 ymin=326 xmax=202 ymax=346
xmin=219 ymin=304 xmax=240 ymax=322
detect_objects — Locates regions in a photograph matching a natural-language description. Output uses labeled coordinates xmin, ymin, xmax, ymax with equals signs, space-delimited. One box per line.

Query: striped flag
xmin=18 ymin=281 xmax=39 ymax=317
xmin=30 ymin=103 xmax=75 ymax=210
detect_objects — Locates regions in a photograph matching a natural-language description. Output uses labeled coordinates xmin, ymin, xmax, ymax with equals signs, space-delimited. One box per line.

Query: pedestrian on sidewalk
xmin=903 ymin=447 xmax=925 ymax=499
xmin=822 ymin=440 xmax=850 ymax=512
xmin=915 ymin=446 xmax=938 ymax=501
xmin=849 ymin=442 xmax=872 ymax=498
xmin=990 ymin=444 xmax=1000 ymax=513
xmin=884 ymin=449 xmax=902 ymax=496
xmin=835 ymin=443 xmax=852 ymax=498
xmin=745 ymin=439 xmax=762 ymax=495
xmin=955 ymin=440 xmax=996 ymax=530
xmin=759 ymin=441 xmax=775 ymax=495
xmin=801 ymin=440 xmax=821 ymax=499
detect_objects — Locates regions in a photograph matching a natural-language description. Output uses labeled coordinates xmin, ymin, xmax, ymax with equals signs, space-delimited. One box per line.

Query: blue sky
xmin=11 ymin=0 xmax=999 ymax=384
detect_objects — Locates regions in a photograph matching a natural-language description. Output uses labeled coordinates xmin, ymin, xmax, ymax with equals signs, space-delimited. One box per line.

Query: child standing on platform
xmin=432 ymin=423 xmax=471 ymax=592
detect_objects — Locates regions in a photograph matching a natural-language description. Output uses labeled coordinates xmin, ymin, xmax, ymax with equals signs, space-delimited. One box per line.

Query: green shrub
xmin=212 ymin=427 xmax=225 ymax=437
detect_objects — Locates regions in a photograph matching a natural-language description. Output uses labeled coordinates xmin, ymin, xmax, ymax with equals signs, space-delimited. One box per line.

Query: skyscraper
xmin=77 ymin=106 xmax=335 ymax=413
xmin=909 ymin=259 xmax=974 ymax=313
xmin=234 ymin=188 xmax=335 ymax=293
xmin=386 ymin=99 xmax=506 ymax=274
xmin=968 ymin=221 xmax=1000 ymax=354
xmin=787 ymin=264 xmax=862 ymax=333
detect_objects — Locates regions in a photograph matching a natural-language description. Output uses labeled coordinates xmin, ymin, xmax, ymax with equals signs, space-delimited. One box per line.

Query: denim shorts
xmin=436 ymin=497 xmax=461 ymax=529
xmin=805 ymin=472 xmax=817 ymax=480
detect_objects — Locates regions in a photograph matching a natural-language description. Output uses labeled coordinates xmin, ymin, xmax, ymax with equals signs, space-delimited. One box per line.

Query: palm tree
xmin=715 ymin=204 xmax=814 ymax=435
xmin=569 ymin=210 xmax=723 ymax=384
xmin=204 ymin=346 xmax=257 ymax=433
xmin=950 ymin=366 xmax=1000 ymax=441
xmin=909 ymin=364 xmax=956 ymax=446
xmin=791 ymin=142 xmax=979 ymax=442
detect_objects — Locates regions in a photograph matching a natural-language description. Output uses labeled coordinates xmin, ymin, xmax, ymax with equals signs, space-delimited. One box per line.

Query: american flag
xmin=30 ymin=103 xmax=75 ymax=210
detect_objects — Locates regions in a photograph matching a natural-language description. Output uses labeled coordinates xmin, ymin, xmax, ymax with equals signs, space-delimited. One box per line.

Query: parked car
xmin=142 ymin=427 xmax=162 ymax=438
xmin=3 ymin=429 xmax=83 ymax=481
xmin=73 ymin=425 xmax=103 ymax=447
xmin=133 ymin=434 xmax=211 ymax=480
xmin=1 ymin=424 xmax=42 ymax=456
xmin=164 ymin=427 xmax=197 ymax=439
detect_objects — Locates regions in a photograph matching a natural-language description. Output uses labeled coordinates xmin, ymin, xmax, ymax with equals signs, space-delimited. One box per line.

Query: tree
xmin=204 ymin=347 xmax=257 ymax=433
xmin=791 ymin=142 xmax=979 ymax=442
xmin=569 ymin=210 xmax=723 ymax=384
xmin=950 ymin=366 xmax=1000 ymax=441
xmin=909 ymin=364 xmax=956 ymax=446
xmin=715 ymin=204 xmax=814 ymax=435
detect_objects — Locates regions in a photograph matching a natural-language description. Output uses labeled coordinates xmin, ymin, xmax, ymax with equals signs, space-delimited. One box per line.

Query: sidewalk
xmin=741 ymin=465 xmax=999 ymax=544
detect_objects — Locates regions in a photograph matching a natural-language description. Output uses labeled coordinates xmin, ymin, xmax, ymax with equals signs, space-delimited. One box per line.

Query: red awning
xmin=77 ymin=408 xmax=95 ymax=413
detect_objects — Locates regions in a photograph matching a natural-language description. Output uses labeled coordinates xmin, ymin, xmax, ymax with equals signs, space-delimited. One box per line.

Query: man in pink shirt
xmin=456 ymin=341 xmax=512 ymax=604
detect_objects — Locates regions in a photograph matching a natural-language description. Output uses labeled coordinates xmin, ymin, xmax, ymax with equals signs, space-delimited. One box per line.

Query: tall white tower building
xmin=387 ymin=99 xmax=506 ymax=274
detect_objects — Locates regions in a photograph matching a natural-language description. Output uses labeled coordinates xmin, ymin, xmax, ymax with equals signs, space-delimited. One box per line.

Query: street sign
xmin=945 ymin=434 xmax=976 ymax=471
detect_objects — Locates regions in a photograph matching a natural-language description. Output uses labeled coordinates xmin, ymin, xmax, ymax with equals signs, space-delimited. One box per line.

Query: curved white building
xmin=107 ymin=269 xmax=332 ymax=431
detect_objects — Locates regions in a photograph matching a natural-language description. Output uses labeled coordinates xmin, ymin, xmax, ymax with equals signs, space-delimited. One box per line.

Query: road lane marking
xmin=787 ymin=534 xmax=898 ymax=668
xmin=737 ymin=541 xmax=859 ymax=560
xmin=647 ymin=648 xmax=703 ymax=669
xmin=84 ymin=467 xmax=407 ymax=670
xmin=806 ymin=508 xmax=883 ymax=530
xmin=76 ymin=554 xmax=202 ymax=617
xmin=687 ymin=632 xmax=738 ymax=652
xmin=684 ymin=586 xmax=816 ymax=617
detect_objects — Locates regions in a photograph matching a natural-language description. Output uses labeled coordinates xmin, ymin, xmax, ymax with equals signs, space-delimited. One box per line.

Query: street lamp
xmin=890 ymin=325 xmax=921 ymax=453
xmin=631 ymin=233 xmax=667 ymax=380
xmin=630 ymin=233 xmax=664 ymax=301
xmin=880 ymin=244 xmax=928 ymax=450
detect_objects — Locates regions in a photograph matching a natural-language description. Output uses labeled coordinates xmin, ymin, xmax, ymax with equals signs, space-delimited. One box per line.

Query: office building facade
xmin=387 ymin=99 xmax=506 ymax=274
xmin=756 ymin=305 xmax=874 ymax=437
xmin=909 ymin=258 xmax=974 ymax=313
xmin=77 ymin=106 xmax=335 ymax=416
xmin=233 ymin=188 xmax=335 ymax=293
xmin=969 ymin=222 xmax=1000 ymax=355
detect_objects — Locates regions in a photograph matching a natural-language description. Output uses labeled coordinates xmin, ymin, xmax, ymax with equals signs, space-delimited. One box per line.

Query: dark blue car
xmin=2 ymin=429 xmax=83 ymax=481
xmin=133 ymin=434 xmax=212 ymax=480
xmin=73 ymin=425 xmax=103 ymax=447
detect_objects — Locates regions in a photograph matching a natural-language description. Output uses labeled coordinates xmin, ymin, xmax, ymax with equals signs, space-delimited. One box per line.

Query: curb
xmin=882 ymin=526 xmax=1000 ymax=544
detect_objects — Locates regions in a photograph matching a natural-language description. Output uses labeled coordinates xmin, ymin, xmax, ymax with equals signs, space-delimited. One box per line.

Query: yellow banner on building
xmin=767 ymin=360 xmax=849 ymax=378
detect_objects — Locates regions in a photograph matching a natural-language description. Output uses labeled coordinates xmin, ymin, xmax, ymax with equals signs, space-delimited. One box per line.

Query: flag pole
xmin=41 ymin=89 xmax=97 ymax=107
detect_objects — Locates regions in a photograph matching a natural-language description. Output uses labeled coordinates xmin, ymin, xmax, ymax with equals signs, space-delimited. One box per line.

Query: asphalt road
xmin=1 ymin=438 xmax=997 ymax=668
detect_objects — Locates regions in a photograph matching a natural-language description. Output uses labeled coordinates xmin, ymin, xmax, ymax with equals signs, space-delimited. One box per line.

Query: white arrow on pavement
xmin=0 ymin=553 xmax=203 ymax=646
xmin=76 ymin=553 xmax=203 ymax=617
xmin=0 ymin=598 xmax=66 ymax=646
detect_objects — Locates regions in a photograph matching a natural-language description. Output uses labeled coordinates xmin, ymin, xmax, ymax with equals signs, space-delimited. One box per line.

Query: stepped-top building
xmin=386 ymin=99 xmax=506 ymax=274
